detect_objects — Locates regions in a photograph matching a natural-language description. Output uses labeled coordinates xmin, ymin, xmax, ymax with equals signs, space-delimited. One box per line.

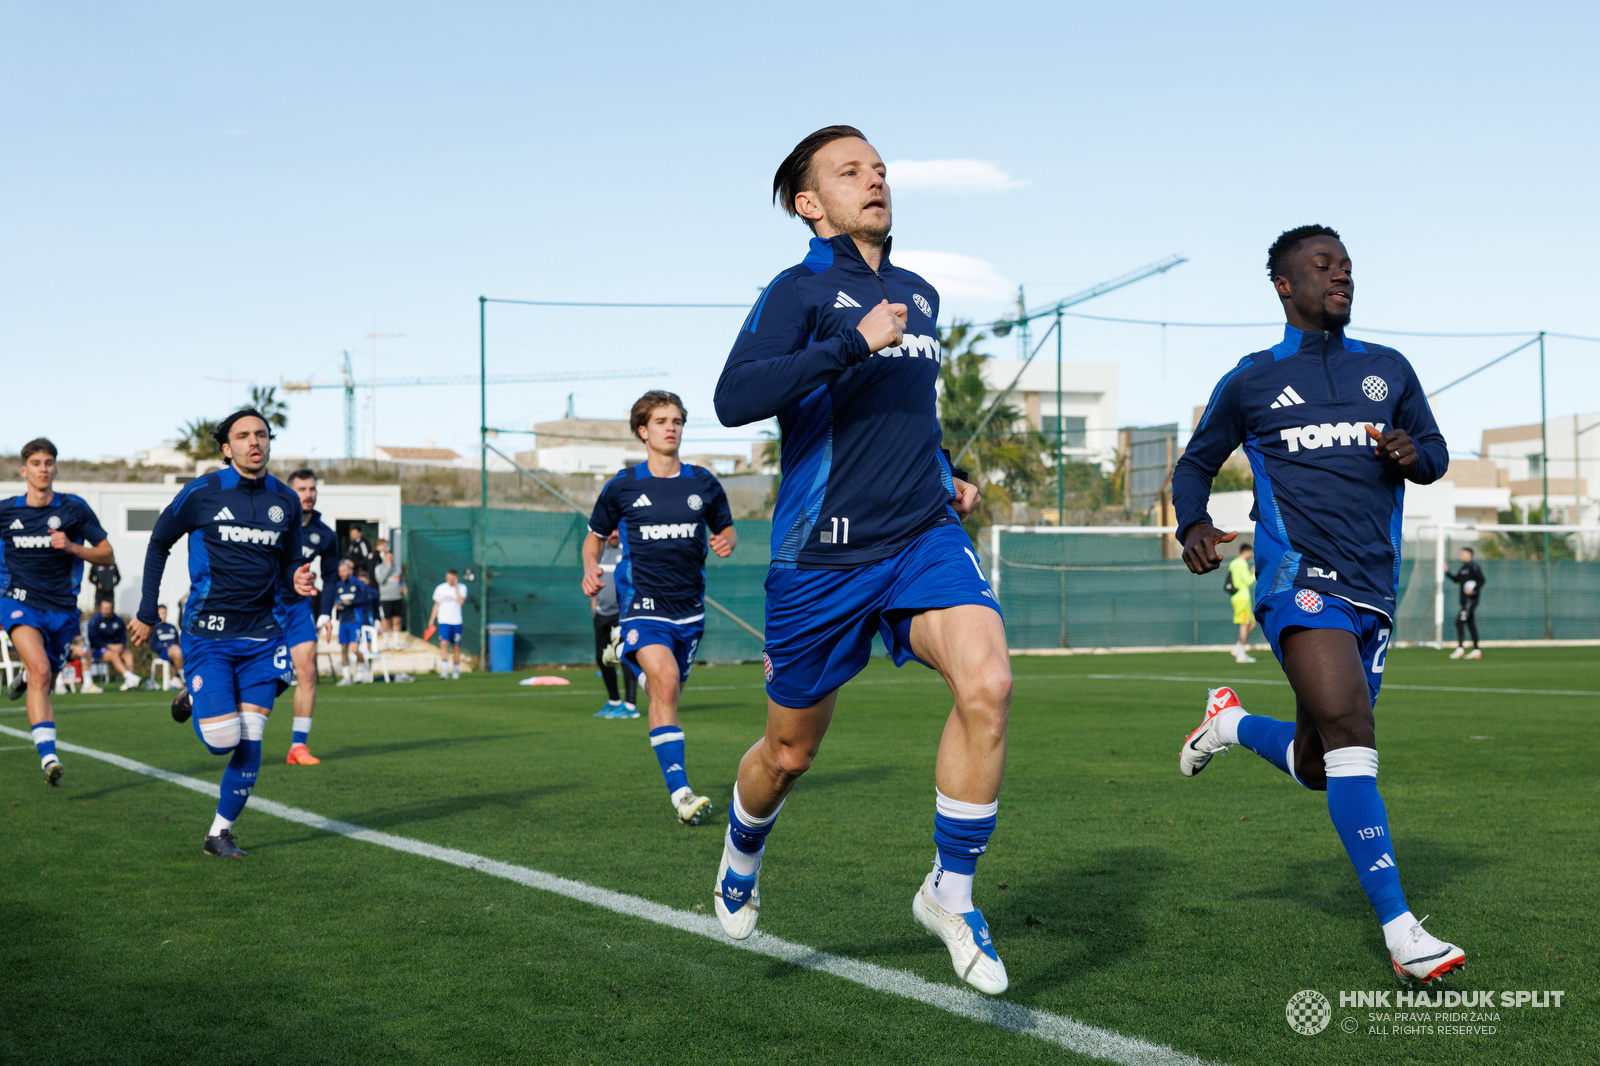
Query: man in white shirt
xmin=427 ymin=569 xmax=468 ymax=680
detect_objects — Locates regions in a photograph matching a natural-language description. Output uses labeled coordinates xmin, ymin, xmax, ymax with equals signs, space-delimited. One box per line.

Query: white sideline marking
xmin=0 ymin=723 xmax=1214 ymax=1066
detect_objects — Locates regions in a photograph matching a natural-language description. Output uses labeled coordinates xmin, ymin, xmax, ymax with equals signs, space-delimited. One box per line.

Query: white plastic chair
xmin=150 ymin=655 xmax=171 ymax=690
xmin=0 ymin=630 xmax=19 ymax=690
xmin=360 ymin=623 xmax=389 ymax=682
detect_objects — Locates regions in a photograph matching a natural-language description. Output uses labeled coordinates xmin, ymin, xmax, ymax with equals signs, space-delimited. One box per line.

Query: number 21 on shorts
xmin=1371 ymin=628 xmax=1391 ymax=674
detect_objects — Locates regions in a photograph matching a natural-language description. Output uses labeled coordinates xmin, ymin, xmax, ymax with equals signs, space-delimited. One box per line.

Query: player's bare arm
xmin=49 ymin=530 xmax=114 ymax=566
xmin=580 ymin=531 xmax=606 ymax=595
xmin=708 ymin=526 xmax=737 ymax=559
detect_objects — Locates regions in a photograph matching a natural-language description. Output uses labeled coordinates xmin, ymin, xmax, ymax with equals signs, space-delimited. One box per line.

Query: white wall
xmin=0 ymin=479 xmax=401 ymax=617
xmin=978 ymin=359 xmax=1119 ymax=467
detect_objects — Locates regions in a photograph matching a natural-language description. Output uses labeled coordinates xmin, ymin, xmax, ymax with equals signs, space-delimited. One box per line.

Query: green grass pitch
xmin=2 ymin=648 xmax=1595 ymax=1065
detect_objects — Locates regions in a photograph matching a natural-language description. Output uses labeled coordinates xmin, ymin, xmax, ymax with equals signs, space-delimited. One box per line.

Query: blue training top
xmin=284 ymin=507 xmax=341 ymax=610
xmin=0 ymin=492 xmax=108 ymax=613
xmin=588 ymin=463 xmax=733 ymax=625
xmin=138 ymin=466 xmax=304 ymax=640
xmin=1171 ymin=325 xmax=1448 ymax=617
xmin=88 ymin=612 xmax=126 ymax=648
xmin=715 ymin=234 xmax=959 ymax=571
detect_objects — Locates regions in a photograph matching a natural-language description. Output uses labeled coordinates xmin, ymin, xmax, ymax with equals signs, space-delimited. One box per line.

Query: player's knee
xmin=955 ymin=660 xmax=1013 ymax=717
xmin=198 ymin=715 xmax=241 ymax=754
xmin=768 ymin=739 xmax=815 ymax=782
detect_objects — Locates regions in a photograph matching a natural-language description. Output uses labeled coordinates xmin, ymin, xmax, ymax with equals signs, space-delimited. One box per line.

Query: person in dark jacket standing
xmin=90 ymin=561 xmax=120 ymax=607
xmin=1172 ymin=225 xmax=1462 ymax=986
xmin=344 ymin=525 xmax=375 ymax=578
xmin=1445 ymin=547 xmax=1486 ymax=659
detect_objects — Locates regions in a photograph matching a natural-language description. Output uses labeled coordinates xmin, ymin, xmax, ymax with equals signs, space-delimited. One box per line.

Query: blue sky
xmin=3 ymin=2 xmax=1596 ymax=463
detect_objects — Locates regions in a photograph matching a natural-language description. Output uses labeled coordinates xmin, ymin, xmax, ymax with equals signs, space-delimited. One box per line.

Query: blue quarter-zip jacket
xmin=715 ymin=234 xmax=958 ymax=570
xmin=1172 ymin=325 xmax=1448 ymax=617
xmin=282 ymin=508 xmax=340 ymax=610
xmin=0 ymin=493 xmax=108 ymax=612
xmin=138 ymin=467 xmax=303 ymax=639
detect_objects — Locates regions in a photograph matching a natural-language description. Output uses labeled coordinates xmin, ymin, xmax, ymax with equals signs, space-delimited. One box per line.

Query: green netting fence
xmin=403 ymin=504 xmax=770 ymax=667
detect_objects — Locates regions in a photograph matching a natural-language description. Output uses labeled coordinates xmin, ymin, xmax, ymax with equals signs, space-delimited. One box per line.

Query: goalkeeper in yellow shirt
xmin=1225 ymin=543 xmax=1257 ymax=663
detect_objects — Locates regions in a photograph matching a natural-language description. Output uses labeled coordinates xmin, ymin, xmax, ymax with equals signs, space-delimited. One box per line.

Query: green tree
xmin=249 ymin=385 xmax=290 ymax=430
xmin=937 ymin=321 xmax=1051 ymax=538
xmin=176 ymin=417 xmax=222 ymax=461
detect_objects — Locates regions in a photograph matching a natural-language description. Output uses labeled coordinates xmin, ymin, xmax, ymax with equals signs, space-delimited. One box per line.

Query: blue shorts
xmin=91 ymin=645 xmax=114 ymax=662
xmin=154 ymin=643 xmax=179 ymax=663
xmin=2 ymin=601 xmax=78 ymax=673
xmin=621 ymin=618 xmax=703 ymax=683
xmin=182 ymin=634 xmax=291 ymax=729
xmin=283 ymin=598 xmax=318 ymax=648
xmin=438 ymin=623 xmax=462 ymax=645
xmin=338 ymin=620 xmax=364 ymax=646
xmin=1258 ymin=588 xmax=1392 ymax=705
xmin=762 ymin=523 xmax=1001 ymax=708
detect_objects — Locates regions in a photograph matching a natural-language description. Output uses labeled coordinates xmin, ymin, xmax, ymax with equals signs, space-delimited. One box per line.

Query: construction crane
xmin=281 ymin=353 xmax=663 ymax=459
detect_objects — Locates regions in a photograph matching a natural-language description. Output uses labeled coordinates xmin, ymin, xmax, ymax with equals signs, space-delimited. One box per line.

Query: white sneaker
xmin=713 ymin=841 xmax=761 ymax=940
xmin=912 ymin=871 xmax=1008 ymax=995
xmin=1449 ymin=647 xmax=1466 ymax=659
xmin=336 ymin=676 xmax=353 ymax=687
xmin=1233 ymin=652 xmax=1257 ymax=664
xmin=1390 ymin=918 xmax=1466 ymax=985
xmin=1465 ymin=648 xmax=1482 ymax=660
xmin=1180 ymin=686 xmax=1242 ymax=778
xmin=676 ymin=792 xmax=713 ymax=826
xmin=81 ymin=682 xmax=104 ymax=694
xmin=120 ymin=673 xmax=141 ymax=692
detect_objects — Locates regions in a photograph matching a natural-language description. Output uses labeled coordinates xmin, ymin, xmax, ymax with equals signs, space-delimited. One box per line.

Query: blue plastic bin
xmin=487 ymin=623 xmax=517 ymax=673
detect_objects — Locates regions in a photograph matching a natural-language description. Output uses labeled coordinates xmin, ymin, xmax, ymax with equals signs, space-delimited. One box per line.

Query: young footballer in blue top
xmin=2 ymin=437 xmax=117 ymax=785
xmin=709 ymin=128 xmax=1009 ymax=995
xmin=87 ymin=599 xmax=140 ymax=691
xmin=583 ymin=391 xmax=737 ymax=827
xmin=282 ymin=468 xmax=340 ymax=762
xmin=328 ymin=559 xmax=372 ymax=686
xmin=1172 ymin=226 xmax=1465 ymax=986
xmin=130 ymin=409 xmax=315 ymax=858
xmin=151 ymin=604 xmax=185 ymax=689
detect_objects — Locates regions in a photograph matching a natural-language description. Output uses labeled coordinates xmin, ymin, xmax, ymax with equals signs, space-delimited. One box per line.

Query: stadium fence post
xmin=1434 ymin=523 xmax=1446 ymax=647
xmin=1538 ymin=331 xmax=1552 ymax=638
xmin=479 ymin=294 xmax=490 ymax=660
xmin=989 ymin=525 xmax=1001 ymax=595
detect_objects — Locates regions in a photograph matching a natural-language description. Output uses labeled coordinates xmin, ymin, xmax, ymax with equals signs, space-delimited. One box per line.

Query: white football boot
xmin=713 ymin=839 xmax=760 ymax=940
xmin=1180 ymin=686 xmax=1243 ymax=777
xmin=912 ymin=871 xmax=1008 ymax=995
xmin=676 ymin=792 xmax=713 ymax=826
xmin=1465 ymin=648 xmax=1482 ymax=660
xmin=120 ymin=672 xmax=141 ymax=692
xmin=1449 ymin=647 xmax=1466 ymax=660
xmin=1390 ymin=918 xmax=1466 ymax=985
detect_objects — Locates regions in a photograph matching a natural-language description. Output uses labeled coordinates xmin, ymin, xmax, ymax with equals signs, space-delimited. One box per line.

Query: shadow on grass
xmin=324 ymin=732 xmax=537 ymax=762
xmin=792 ymin=765 xmax=899 ymax=793
xmin=1236 ymin=835 xmax=1484 ymax=920
xmin=265 ymin=785 xmax=577 ymax=846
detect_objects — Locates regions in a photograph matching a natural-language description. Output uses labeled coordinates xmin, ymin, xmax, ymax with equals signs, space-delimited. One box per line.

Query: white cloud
xmin=886 ymin=159 xmax=1026 ymax=193
xmin=892 ymin=251 xmax=1015 ymax=302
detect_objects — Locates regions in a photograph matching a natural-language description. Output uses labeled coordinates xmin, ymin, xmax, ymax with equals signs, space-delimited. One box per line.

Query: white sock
xmin=1214 ymin=707 xmax=1247 ymax=746
xmin=624 ymin=701 xmax=636 ymax=711
xmin=670 ymin=785 xmax=693 ymax=807
xmin=607 ymin=699 xmax=622 ymax=707
xmin=1383 ymin=910 xmax=1419 ymax=952
xmin=209 ymin=813 xmax=233 ymax=836
xmin=293 ymin=716 xmax=312 ymax=741
xmin=724 ymin=828 xmax=763 ymax=877
xmin=931 ymin=857 xmax=975 ymax=913
xmin=342 ymin=665 xmax=351 ymax=679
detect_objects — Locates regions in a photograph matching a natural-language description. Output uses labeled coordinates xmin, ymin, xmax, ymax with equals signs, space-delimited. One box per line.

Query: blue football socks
xmin=726 ymin=785 xmax=782 ymax=877
xmin=1235 ymin=714 xmax=1300 ymax=781
xmin=291 ymin=716 xmax=312 ymax=747
xmin=1325 ymin=746 xmax=1409 ymax=925
xmin=931 ymin=790 xmax=998 ymax=913
xmin=216 ymin=737 xmax=262 ymax=823
xmin=649 ymin=725 xmax=690 ymax=799
xmin=31 ymin=720 xmax=58 ymax=767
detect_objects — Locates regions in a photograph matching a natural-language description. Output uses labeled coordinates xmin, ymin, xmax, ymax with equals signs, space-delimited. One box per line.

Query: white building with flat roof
xmin=975 ymin=359 xmax=1118 ymax=469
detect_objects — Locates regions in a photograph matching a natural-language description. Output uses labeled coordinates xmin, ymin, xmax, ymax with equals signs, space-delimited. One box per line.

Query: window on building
xmin=126 ymin=509 xmax=159 ymax=532
xmin=1041 ymin=416 xmax=1087 ymax=449
xmin=1528 ymin=454 xmax=1542 ymax=478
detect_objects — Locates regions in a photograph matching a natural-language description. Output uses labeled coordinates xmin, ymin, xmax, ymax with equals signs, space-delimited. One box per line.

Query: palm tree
xmin=937 ymin=321 xmax=1050 ymax=537
xmin=176 ymin=417 xmax=222 ymax=460
xmin=249 ymin=385 xmax=290 ymax=430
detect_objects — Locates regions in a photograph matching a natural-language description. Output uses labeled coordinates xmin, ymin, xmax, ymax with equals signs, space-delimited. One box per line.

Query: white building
xmin=517 ymin=418 xmax=645 ymax=475
xmin=975 ymin=359 xmax=1119 ymax=468
xmin=0 ymin=479 xmax=402 ymax=617
xmin=1478 ymin=415 xmax=1597 ymax=525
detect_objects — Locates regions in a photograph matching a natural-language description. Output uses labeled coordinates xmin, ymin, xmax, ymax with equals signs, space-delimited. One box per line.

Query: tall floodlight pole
xmin=479 ymin=296 xmax=489 ymax=660
xmin=1055 ymin=310 xmax=1064 ymax=526
xmin=1539 ymin=330 xmax=1551 ymax=638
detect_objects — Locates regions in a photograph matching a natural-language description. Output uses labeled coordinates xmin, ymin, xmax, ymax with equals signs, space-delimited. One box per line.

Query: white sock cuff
xmin=1214 ymin=707 xmax=1246 ymax=746
xmin=935 ymin=789 xmax=999 ymax=821
xmin=649 ymin=729 xmax=685 ymax=747
xmin=31 ymin=724 xmax=56 ymax=740
xmin=292 ymin=716 xmax=313 ymax=733
xmin=1324 ymin=746 xmax=1379 ymax=778
xmin=732 ymin=783 xmax=782 ymax=829
xmin=239 ymin=711 xmax=269 ymax=742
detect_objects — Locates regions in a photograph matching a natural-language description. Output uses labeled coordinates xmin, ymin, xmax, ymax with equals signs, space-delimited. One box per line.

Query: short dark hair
xmin=20 ymin=438 xmax=58 ymax=462
xmin=287 ymin=467 xmax=317 ymax=485
xmin=446 ymin=568 xmax=459 ymax=577
xmin=773 ymin=125 xmax=868 ymax=230
xmin=630 ymin=390 xmax=686 ymax=438
xmin=1266 ymin=225 xmax=1342 ymax=281
xmin=1238 ymin=542 xmax=1253 ymax=552
xmin=1461 ymin=546 xmax=1475 ymax=557
xmin=213 ymin=408 xmax=272 ymax=448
